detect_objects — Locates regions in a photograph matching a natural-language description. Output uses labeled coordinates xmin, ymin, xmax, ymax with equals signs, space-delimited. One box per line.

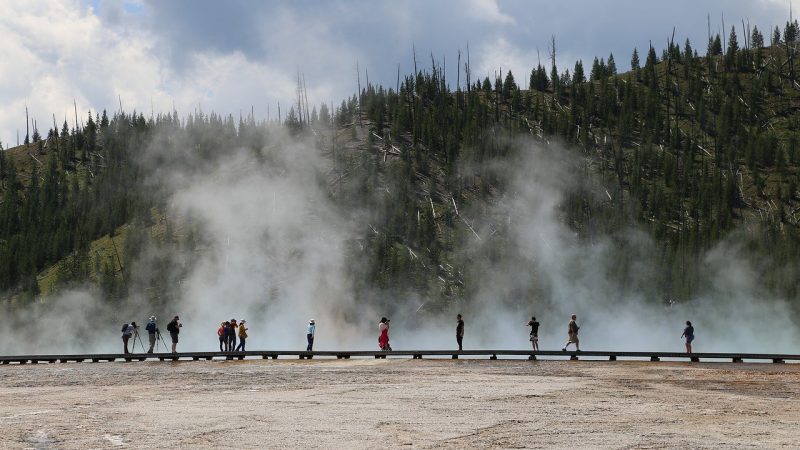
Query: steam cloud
xmin=0 ymin=127 xmax=797 ymax=356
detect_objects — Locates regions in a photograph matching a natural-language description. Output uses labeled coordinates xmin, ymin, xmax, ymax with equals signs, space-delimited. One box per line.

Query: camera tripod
xmin=131 ymin=329 xmax=146 ymax=353
xmin=154 ymin=330 xmax=169 ymax=353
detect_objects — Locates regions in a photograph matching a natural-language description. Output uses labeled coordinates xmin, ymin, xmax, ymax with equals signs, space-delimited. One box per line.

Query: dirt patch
xmin=1 ymin=359 xmax=798 ymax=448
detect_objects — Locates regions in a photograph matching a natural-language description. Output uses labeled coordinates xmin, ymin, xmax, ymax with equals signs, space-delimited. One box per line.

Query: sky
xmin=0 ymin=0 xmax=794 ymax=147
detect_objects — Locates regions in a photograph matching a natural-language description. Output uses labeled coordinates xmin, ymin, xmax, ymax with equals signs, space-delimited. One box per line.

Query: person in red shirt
xmin=217 ymin=322 xmax=225 ymax=351
xmin=378 ymin=317 xmax=391 ymax=351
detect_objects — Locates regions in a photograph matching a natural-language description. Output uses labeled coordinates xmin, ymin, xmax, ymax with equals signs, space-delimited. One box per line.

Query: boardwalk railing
xmin=1 ymin=350 xmax=798 ymax=364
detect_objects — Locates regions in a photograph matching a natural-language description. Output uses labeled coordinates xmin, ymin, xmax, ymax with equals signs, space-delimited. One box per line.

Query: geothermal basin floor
xmin=1 ymin=359 xmax=799 ymax=449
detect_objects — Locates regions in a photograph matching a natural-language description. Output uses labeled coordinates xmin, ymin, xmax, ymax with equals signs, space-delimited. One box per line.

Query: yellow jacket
xmin=238 ymin=323 xmax=248 ymax=339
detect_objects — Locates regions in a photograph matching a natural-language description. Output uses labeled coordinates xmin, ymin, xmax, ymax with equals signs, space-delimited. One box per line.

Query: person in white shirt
xmin=306 ymin=319 xmax=316 ymax=351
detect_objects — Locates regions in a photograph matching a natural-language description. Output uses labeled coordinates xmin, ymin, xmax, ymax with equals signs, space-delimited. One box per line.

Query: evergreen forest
xmin=2 ymin=20 xmax=800 ymax=315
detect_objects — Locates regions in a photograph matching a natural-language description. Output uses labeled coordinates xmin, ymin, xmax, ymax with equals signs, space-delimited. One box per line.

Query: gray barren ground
xmin=1 ymin=359 xmax=798 ymax=449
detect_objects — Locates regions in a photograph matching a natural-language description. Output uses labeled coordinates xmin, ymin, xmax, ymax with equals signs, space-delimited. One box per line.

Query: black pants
xmin=230 ymin=335 xmax=237 ymax=350
xmin=236 ymin=338 xmax=245 ymax=351
xmin=456 ymin=335 xmax=463 ymax=351
xmin=307 ymin=334 xmax=314 ymax=351
xmin=219 ymin=337 xmax=224 ymax=351
xmin=122 ymin=335 xmax=130 ymax=353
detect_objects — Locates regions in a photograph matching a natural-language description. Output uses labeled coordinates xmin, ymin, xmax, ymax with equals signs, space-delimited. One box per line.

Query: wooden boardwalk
xmin=1 ymin=350 xmax=798 ymax=364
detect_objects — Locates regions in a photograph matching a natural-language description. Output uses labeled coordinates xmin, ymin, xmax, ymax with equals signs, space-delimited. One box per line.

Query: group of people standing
xmin=218 ymin=319 xmax=248 ymax=352
xmin=121 ymin=315 xmax=182 ymax=354
xmin=120 ymin=314 xmax=696 ymax=355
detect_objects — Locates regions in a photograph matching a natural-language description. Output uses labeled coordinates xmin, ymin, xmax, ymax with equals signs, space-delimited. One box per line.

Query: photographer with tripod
xmin=121 ymin=322 xmax=139 ymax=354
xmin=145 ymin=316 xmax=159 ymax=354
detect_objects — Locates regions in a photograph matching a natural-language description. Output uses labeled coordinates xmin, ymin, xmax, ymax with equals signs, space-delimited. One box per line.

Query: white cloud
xmin=168 ymin=51 xmax=296 ymax=119
xmin=465 ymin=0 xmax=515 ymax=26
xmin=474 ymin=36 xmax=583 ymax=84
xmin=757 ymin=0 xmax=791 ymax=8
xmin=0 ymin=0 xmax=164 ymax=145
xmin=0 ymin=1 xmax=357 ymax=146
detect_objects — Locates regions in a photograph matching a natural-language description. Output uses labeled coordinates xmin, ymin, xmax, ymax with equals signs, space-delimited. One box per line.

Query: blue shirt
xmin=307 ymin=324 xmax=316 ymax=335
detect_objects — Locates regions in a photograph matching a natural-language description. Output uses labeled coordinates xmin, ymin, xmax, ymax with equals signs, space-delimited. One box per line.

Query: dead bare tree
xmin=457 ymin=49 xmax=461 ymax=93
xmin=25 ymin=105 xmax=29 ymax=148
xmin=303 ymin=74 xmax=310 ymax=126
xmin=52 ymin=113 xmax=59 ymax=155
xmin=296 ymin=68 xmax=305 ymax=128
xmin=466 ymin=41 xmax=471 ymax=95
xmin=411 ymin=44 xmax=418 ymax=143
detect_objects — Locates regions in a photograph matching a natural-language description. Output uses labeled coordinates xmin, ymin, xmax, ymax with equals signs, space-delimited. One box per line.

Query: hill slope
xmin=2 ymin=28 xmax=800 ymax=310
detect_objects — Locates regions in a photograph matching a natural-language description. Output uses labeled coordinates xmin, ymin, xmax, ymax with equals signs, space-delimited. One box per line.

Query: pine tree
xmin=530 ymin=64 xmax=549 ymax=91
xmin=751 ymin=26 xmax=765 ymax=48
xmin=550 ymin=65 xmax=560 ymax=96
xmin=631 ymin=48 xmax=640 ymax=70
xmin=591 ymin=57 xmax=602 ymax=81
xmin=503 ymin=70 xmax=516 ymax=98
xmin=482 ymin=76 xmax=491 ymax=92
xmin=709 ymin=34 xmax=723 ymax=56
xmin=784 ymin=20 xmax=798 ymax=43
xmin=319 ymin=103 xmax=331 ymax=125
xmin=607 ymin=53 xmax=617 ymax=76
xmin=725 ymin=26 xmax=739 ymax=70
xmin=573 ymin=60 xmax=585 ymax=84
xmin=683 ymin=39 xmax=693 ymax=64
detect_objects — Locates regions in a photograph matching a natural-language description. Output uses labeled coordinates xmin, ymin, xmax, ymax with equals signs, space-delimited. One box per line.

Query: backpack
xmin=167 ymin=321 xmax=177 ymax=333
xmin=121 ymin=323 xmax=128 ymax=333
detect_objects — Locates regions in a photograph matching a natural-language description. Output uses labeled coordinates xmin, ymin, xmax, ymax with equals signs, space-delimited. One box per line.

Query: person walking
xmin=145 ymin=316 xmax=158 ymax=354
xmin=217 ymin=322 xmax=226 ymax=352
xmin=562 ymin=314 xmax=580 ymax=352
xmin=121 ymin=322 xmax=137 ymax=354
xmin=378 ymin=317 xmax=391 ymax=351
xmin=306 ymin=319 xmax=316 ymax=351
xmin=456 ymin=314 xmax=465 ymax=351
xmin=527 ymin=316 xmax=540 ymax=351
xmin=681 ymin=321 xmax=694 ymax=354
xmin=236 ymin=320 xmax=248 ymax=351
xmin=166 ymin=316 xmax=181 ymax=353
xmin=229 ymin=319 xmax=238 ymax=351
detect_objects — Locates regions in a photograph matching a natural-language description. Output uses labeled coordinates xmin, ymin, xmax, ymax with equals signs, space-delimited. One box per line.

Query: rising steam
xmin=0 ymin=126 xmax=797 ymax=355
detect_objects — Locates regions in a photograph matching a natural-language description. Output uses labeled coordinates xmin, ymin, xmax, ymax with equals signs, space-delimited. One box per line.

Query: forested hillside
xmin=2 ymin=20 xmax=800 ymax=311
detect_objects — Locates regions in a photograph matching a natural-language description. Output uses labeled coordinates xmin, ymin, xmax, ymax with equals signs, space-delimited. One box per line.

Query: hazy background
xmin=1 ymin=125 xmax=797 ymax=355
